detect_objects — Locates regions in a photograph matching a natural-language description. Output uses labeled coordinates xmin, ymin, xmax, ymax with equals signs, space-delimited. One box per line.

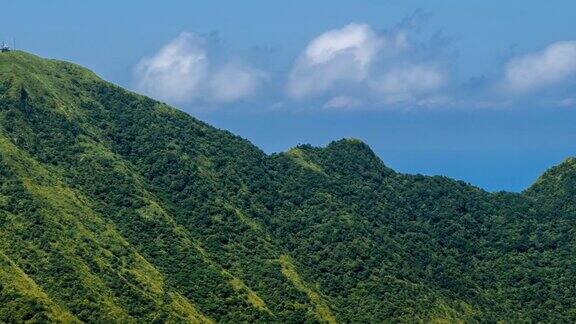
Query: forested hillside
xmin=0 ymin=51 xmax=575 ymax=323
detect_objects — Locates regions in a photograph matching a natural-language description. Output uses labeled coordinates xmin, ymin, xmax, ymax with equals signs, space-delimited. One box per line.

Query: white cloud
xmin=323 ymin=96 xmax=363 ymax=109
xmin=286 ymin=24 xmax=382 ymax=99
xmin=209 ymin=63 xmax=267 ymax=103
xmin=370 ymin=65 xmax=446 ymax=104
xmin=135 ymin=32 xmax=265 ymax=105
xmin=304 ymin=23 xmax=381 ymax=66
xmin=286 ymin=21 xmax=449 ymax=108
xmin=503 ymin=41 xmax=576 ymax=94
xmin=135 ymin=33 xmax=208 ymax=103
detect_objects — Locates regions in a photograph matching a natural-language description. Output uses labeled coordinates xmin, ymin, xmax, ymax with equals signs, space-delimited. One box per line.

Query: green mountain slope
xmin=0 ymin=51 xmax=327 ymax=323
xmin=0 ymin=51 xmax=575 ymax=322
xmin=526 ymin=157 xmax=576 ymax=214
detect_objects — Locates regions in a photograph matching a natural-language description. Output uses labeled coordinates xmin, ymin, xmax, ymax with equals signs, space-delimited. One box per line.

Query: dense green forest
xmin=0 ymin=51 xmax=575 ymax=323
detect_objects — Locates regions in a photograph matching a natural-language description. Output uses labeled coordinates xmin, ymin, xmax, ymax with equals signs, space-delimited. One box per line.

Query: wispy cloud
xmin=134 ymin=32 xmax=266 ymax=105
xmin=557 ymin=97 xmax=576 ymax=108
xmin=369 ymin=65 xmax=446 ymax=104
xmin=209 ymin=62 xmax=268 ymax=103
xmin=135 ymin=33 xmax=208 ymax=103
xmin=501 ymin=41 xmax=576 ymax=95
xmin=323 ymin=96 xmax=363 ymax=110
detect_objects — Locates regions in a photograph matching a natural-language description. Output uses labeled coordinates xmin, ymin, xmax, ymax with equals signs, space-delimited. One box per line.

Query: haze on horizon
xmin=2 ymin=0 xmax=576 ymax=192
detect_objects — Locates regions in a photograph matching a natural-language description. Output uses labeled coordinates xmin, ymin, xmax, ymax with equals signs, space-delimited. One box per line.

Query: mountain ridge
xmin=1 ymin=51 xmax=576 ymax=322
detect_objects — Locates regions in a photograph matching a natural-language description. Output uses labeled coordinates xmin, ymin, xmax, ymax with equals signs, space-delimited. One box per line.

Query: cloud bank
xmin=133 ymin=19 xmax=576 ymax=112
xmin=286 ymin=19 xmax=449 ymax=108
xmin=370 ymin=65 xmax=446 ymax=104
xmin=135 ymin=32 xmax=266 ymax=105
xmin=502 ymin=41 xmax=576 ymax=95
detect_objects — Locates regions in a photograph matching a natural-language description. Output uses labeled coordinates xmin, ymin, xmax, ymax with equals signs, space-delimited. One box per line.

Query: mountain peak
xmin=325 ymin=137 xmax=371 ymax=152
xmin=0 ymin=51 xmax=101 ymax=101
xmin=525 ymin=156 xmax=576 ymax=209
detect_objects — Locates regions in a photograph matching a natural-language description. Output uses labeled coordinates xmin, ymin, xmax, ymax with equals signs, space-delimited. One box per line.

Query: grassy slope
xmin=0 ymin=120 xmax=213 ymax=323
xmin=0 ymin=52 xmax=328 ymax=322
xmin=1 ymin=51 xmax=576 ymax=322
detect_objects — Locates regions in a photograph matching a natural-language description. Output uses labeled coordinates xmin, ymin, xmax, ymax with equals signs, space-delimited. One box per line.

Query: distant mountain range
xmin=1 ymin=51 xmax=575 ymax=323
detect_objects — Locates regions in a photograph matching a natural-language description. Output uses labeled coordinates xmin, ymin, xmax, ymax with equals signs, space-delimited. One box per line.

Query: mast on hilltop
xmin=1 ymin=41 xmax=10 ymax=52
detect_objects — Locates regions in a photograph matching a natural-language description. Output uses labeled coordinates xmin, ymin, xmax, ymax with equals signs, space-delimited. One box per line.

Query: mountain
xmin=0 ymin=51 xmax=575 ymax=323
xmin=526 ymin=157 xmax=576 ymax=214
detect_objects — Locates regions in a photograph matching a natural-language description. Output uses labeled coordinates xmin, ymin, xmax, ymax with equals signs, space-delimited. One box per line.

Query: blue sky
xmin=2 ymin=0 xmax=576 ymax=191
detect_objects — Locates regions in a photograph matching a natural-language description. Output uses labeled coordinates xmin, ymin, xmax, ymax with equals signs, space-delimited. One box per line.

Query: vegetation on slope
xmin=1 ymin=51 xmax=576 ymax=322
